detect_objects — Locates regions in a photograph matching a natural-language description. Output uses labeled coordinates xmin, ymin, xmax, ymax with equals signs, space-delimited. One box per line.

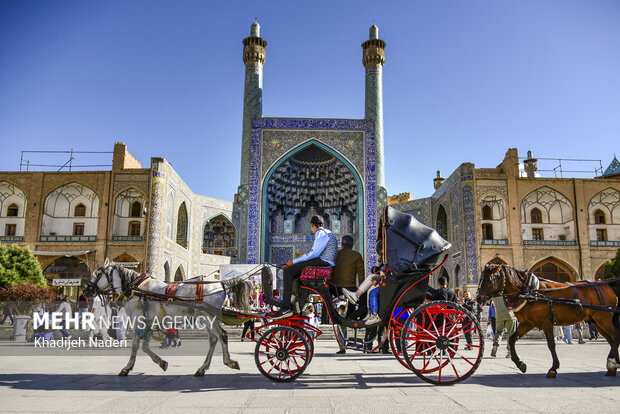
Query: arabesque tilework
xmin=240 ymin=118 xmax=378 ymax=271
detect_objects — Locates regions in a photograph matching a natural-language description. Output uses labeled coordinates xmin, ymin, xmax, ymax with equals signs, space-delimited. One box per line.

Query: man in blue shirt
xmin=272 ymin=215 xmax=338 ymax=319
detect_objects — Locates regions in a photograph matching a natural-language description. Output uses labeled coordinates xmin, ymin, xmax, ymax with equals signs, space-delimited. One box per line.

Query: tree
xmin=0 ymin=245 xmax=46 ymax=289
xmin=602 ymin=248 xmax=620 ymax=297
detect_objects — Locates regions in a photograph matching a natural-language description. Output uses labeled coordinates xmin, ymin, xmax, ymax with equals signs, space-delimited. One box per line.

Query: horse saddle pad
xmin=300 ymin=267 xmax=333 ymax=281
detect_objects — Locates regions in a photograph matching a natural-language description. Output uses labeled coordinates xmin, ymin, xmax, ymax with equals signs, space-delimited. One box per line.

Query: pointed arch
xmin=176 ymin=202 xmax=188 ymax=248
xmin=260 ymin=139 xmax=364 ymax=262
xmin=530 ymin=257 xmax=577 ymax=282
xmin=203 ymin=213 xmax=237 ymax=256
xmin=174 ymin=265 xmax=185 ymax=281
xmin=436 ymin=203 xmax=449 ymax=240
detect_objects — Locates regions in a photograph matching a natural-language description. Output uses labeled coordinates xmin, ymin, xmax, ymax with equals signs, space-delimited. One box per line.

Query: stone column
xmin=240 ymin=22 xmax=266 ymax=186
xmin=146 ymin=158 xmax=166 ymax=277
xmin=363 ymin=25 xmax=386 ymax=187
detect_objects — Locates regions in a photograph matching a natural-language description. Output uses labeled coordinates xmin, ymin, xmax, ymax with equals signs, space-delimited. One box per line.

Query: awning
xmin=33 ymin=251 xmax=91 ymax=256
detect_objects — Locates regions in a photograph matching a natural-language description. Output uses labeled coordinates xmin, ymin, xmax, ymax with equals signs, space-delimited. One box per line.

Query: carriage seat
xmin=300 ymin=266 xmax=333 ymax=281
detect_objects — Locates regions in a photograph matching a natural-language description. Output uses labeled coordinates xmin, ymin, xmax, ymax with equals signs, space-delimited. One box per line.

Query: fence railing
xmin=523 ymin=240 xmax=577 ymax=247
xmin=111 ymin=235 xmax=144 ymax=242
xmin=0 ymin=236 xmax=23 ymax=242
xmin=40 ymin=235 xmax=96 ymax=242
xmin=590 ymin=240 xmax=620 ymax=248
xmin=481 ymin=239 xmax=508 ymax=245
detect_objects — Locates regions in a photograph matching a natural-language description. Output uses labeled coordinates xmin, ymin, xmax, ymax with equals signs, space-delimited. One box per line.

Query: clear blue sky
xmin=1 ymin=0 xmax=619 ymax=200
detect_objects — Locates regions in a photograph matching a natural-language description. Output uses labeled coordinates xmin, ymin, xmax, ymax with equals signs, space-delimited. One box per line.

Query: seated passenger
xmin=272 ymin=215 xmax=338 ymax=319
xmin=342 ymin=265 xmax=386 ymax=304
xmin=343 ymin=265 xmax=386 ymax=325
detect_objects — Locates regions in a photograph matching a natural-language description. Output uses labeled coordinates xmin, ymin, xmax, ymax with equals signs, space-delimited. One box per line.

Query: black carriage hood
xmin=378 ymin=206 xmax=451 ymax=275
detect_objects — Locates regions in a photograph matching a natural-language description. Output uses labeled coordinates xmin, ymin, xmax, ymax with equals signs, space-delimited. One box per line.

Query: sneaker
xmin=465 ymin=345 xmax=473 ymax=350
xmin=506 ymin=353 xmax=511 ymax=358
xmin=271 ymin=308 xmax=293 ymax=320
xmin=342 ymin=289 xmax=358 ymax=304
xmin=336 ymin=349 xmax=346 ymax=354
xmin=365 ymin=314 xmax=381 ymax=325
xmin=578 ymin=340 xmax=586 ymax=344
xmin=490 ymin=346 xmax=497 ymax=357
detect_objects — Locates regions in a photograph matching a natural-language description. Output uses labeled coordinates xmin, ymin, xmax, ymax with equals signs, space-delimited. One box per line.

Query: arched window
xmin=436 ymin=205 xmax=448 ymax=240
xmin=74 ymin=203 xmax=86 ymax=217
xmin=531 ymin=259 xmax=574 ymax=283
xmin=130 ymin=201 xmax=142 ymax=218
xmin=176 ymin=202 xmax=188 ymax=248
xmin=482 ymin=205 xmax=492 ymax=220
xmin=594 ymin=209 xmax=606 ymax=224
xmin=6 ymin=203 xmax=18 ymax=217
xmin=531 ymin=208 xmax=542 ymax=224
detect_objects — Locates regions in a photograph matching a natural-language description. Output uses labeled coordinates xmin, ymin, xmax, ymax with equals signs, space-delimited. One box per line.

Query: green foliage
xmin=0 ymin=245 xmax=46 ymax=289
xmin=0 ymin=283 xmax=56 ymax=314
xmin=602 ymin=247 xmax=620 ymax=280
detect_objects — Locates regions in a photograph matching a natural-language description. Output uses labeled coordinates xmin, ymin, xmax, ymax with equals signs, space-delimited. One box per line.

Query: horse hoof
xmin=605 ymin=368 xmax=617 ymax=377
xmin=230 ymin=361 xmax=240 ymax=370
xmin=519 ymin=362 xmax=527 ymax=373
xmin=546 ymin=371 xmax=557 ymax=378
xmin=159 ymin=360 xmax=168 ymax=371
xmin=194 ymin=370 xmax=205 ymax=377
xmin=118 ymin=370 xmax=128 ymax=376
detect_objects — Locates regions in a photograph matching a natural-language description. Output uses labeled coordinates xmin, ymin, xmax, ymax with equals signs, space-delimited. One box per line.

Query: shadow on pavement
xmin=0 ymin=371 xmax=618 ymax=392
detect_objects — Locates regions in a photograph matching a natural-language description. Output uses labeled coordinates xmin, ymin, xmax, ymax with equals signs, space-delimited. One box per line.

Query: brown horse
xmin=476 ymin=263 xmax=620 ymax=378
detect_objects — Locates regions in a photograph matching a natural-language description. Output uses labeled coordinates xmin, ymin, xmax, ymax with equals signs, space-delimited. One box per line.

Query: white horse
xmin=84 ymin=259 xmax=254 ymax=377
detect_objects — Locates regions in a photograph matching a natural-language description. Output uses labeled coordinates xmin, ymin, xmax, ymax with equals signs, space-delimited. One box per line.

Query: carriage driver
xmin=272 ymin=215 xmax=339 ymax=319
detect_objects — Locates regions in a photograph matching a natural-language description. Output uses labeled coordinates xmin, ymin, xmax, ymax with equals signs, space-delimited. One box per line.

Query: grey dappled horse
xmin=84 ymin=259 xmax=253 ymax=376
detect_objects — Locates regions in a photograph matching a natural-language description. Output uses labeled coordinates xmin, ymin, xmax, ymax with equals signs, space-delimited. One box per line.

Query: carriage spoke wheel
xmin=389 ymin=308 xmax=414 ymax=371
xmin=255 ymin=326 xmax=310 ymax=382
xmin=400 ymin=300 xmax=484 ymax=385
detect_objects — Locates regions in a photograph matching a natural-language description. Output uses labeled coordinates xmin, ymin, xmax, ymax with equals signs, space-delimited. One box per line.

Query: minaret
xmin=240 ymin=21 xmax=267 ymax=186
xmin=363 ymin=25 xmax=386 ymax=187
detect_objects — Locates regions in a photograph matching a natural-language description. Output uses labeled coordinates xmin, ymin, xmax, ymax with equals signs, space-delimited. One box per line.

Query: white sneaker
xmin=343 ymin=289 xmax=358 ymax=304
xmin=365 ymin=314 xmax=381 ymax=325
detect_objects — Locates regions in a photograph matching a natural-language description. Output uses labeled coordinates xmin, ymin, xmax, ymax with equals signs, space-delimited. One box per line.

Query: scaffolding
xmin=518 ymin=156 xmax=604 ymax=178
xmin=19 ymin=149 xmax=113 ymax=172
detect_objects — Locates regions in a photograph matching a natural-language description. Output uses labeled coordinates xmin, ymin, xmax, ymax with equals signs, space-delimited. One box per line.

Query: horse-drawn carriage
xmin=228 ymin=206 xmax=484 ymax=384
xmin=85 ymin=206 xmax=484 ymax=385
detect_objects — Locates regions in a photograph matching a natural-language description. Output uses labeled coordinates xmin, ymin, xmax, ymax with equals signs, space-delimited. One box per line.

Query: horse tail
xmin=222 ymin=277 xmax=253 ymax=312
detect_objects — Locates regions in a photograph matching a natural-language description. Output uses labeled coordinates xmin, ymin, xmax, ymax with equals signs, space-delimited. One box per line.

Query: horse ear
xmin=103 ymin=258 xmax=110 ymax=267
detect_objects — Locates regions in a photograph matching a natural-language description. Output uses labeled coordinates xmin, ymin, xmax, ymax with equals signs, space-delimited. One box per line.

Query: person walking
xmin=490 ymin=295 xmax=516 ymax=358
xmin=574 ymin=322 xmax=586 ymax=344
xmin=488 ymin=300 xmax=496 ymax=338
xmin=563 ymin=324 xmax=574 ymax=344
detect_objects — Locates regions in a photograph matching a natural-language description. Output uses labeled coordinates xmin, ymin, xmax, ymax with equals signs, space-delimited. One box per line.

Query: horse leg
xmin=220 ymin=327 xmax=240 ymax=370
xmin=142 ymin=338 xmax=168 ymax=372
xmin=542 ymin=324 xmax=560 ymax=378
xmin=119 ymin=336 xmax=141 ymax=376
xmin=509 ymin=321 xmax=532 ymax=373
xmin=194 ymin=330 xmax=219 ymax=377
xmin=591 ymin=312 xmax=619 ymax=376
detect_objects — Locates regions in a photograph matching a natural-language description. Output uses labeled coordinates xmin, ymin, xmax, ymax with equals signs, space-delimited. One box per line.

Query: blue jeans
xmin=563 ymin=325 xmax=573 ymax=343
xmin=369 ymin=288 xmax=379 ymax=314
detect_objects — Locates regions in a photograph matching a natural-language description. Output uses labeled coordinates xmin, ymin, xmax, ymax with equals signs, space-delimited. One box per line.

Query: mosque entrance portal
xmin=262 ymin=143 xmax=362 ymax=265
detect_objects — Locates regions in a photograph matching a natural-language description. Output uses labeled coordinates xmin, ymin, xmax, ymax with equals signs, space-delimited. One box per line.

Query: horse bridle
xmin=86 ymin=266 xmax=118 ymax=295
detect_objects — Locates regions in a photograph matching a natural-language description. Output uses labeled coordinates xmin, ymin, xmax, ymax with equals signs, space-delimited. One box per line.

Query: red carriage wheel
xmin=389 ymin=308 xmax=414 ymax=370
xmin=400 ymin=301 xmax=484 ymax=385
xmin=255 ymin=326 xmax=311 ymax=382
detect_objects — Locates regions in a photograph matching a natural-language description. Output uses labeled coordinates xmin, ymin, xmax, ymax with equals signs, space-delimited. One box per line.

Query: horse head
xmin=84 ymin=258 xmax=123 ymax=297
xmin=476 ymin=263 xmax=504 ymax=304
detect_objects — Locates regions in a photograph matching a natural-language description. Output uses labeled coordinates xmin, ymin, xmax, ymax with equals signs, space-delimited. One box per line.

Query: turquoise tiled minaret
xmin=363 ymin=25 xmax=386 ymax=187
xmin=240 ymin=21 xmax=267 ymax=186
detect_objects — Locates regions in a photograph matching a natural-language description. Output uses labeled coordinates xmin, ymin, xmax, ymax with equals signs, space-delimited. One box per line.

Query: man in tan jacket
xmin=332 ymin=236 xmax=366 ymax=319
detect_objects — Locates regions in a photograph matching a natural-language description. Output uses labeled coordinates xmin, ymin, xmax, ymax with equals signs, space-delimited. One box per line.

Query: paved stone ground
xmin=0 ymin=338 xmax=618 ymax=413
